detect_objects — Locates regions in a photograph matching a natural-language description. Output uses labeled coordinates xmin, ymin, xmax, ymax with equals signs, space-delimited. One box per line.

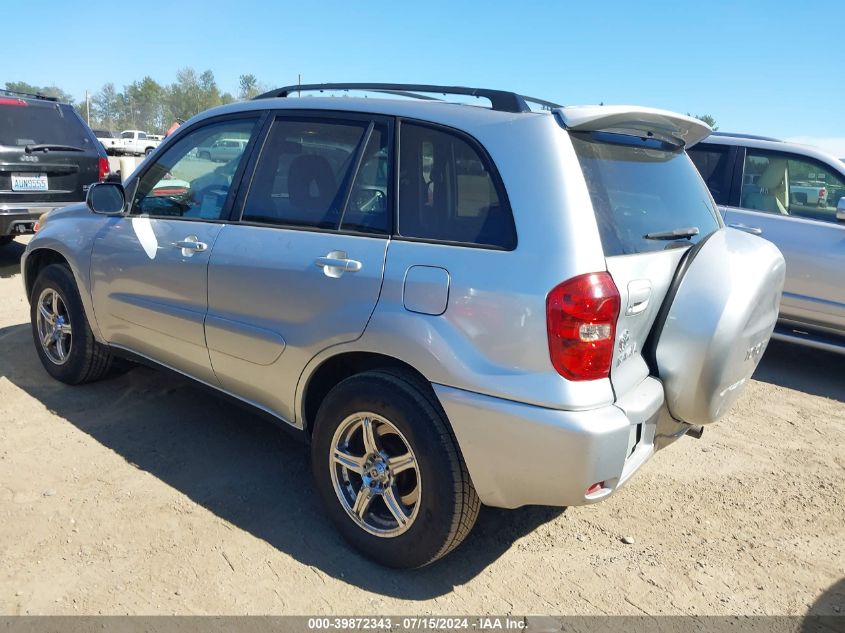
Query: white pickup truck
xmin=100 ymin=130 xmax=161 ymax=157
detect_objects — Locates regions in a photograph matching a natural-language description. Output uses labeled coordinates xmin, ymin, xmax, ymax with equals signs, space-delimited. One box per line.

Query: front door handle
xmin=727 ymin=223 xmax=763 ymax=236
xmin=315 ymin=250 xmax=362 ymax=278
xmin=174 ymin=236 xmax=208 ymax=256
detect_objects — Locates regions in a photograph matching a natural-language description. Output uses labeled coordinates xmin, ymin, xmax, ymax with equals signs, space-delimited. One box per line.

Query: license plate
xmin=11 ymin=173 xmax=48 ymax=192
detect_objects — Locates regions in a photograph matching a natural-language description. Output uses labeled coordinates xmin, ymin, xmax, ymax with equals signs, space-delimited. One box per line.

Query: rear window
xmin=398 ymin=122 xmax=516 ymax=250
xmin=571 ymin=132 xmax=721 ymax=256
xmin=0 ymin=102 xmax=93 ymax=149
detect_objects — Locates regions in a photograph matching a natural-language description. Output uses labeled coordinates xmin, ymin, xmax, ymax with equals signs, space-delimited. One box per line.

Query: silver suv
xmin=22 ymin=83 xmax=785 ymax=568
xmin=688 ymin=133 xmax=845 ymax=353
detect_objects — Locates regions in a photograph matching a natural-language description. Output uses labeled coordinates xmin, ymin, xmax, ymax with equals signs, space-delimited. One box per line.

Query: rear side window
xmin=398 ymin=122 xmax=516 ymax=249
xmin=242 ymin=118 xmax=372 ymax=230
xmin=0 ymin=102 xmax=93 ymax=149
xmin=688 ymin=144 xmax=733 ymax=204
xmin=572 ymin=132 xmax=721 ymax=256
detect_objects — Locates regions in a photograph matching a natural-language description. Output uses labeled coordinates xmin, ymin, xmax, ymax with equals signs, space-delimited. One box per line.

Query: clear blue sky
xmin=5 ymin=0 xmax=844 ymax=151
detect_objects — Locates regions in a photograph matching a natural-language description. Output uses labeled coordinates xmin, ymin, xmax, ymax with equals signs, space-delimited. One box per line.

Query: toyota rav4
xmin=22 ymin=83 xmax=785 ymax=568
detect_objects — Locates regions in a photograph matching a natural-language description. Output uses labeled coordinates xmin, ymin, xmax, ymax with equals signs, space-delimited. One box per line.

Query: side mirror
xmin=87 ymin=182 xmax=126 ymax=215
xmin=837 ymin=196 xmax=845 ymax=222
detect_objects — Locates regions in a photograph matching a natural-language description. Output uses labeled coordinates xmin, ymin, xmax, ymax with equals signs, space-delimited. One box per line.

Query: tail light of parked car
xmin=546 ymin=272 xmax=620 ymax=381
xmin=819 ymin=187 xmax=826 ymax=200
xmin=98 ymin=157 xmax=110 ymax=182
xmin=0 ymin=97 xmax=27 ymax=106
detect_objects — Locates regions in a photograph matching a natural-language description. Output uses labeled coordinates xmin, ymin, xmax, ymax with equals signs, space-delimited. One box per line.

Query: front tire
xmin=30 ymin=264 xmax=112 ymax=385
xmin=311 ymin=370 xmax=480 ymax=568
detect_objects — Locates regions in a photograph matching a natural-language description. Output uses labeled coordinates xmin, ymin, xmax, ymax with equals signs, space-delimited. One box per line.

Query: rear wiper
xmin=643 ymin=226 xmax=700 ymax=240
xmin=24 ymin=144 xmax=83 ymax=153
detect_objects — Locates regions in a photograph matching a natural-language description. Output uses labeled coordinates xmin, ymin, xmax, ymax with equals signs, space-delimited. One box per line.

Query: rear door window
xmin=241 ymin=117 xmax=375 ymax=230
xmin=688 ymin=144 xmax=734 ymax=204
xmin=571 ymin=132 xmax=721 ymax=256
xmin=398 ymin=122 xmax=516 ymax=249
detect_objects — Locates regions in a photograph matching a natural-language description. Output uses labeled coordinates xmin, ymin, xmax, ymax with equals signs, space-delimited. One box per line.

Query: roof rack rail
xmin=710 ymin=131 xmax=782 ymax=142
xmin=253 ymin=83 xmax=560 ymax=113
xmin=0 ymin=88 xmax=59 ymax=102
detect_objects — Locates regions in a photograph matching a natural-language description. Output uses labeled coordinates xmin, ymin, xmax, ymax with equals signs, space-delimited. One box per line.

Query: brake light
xmin=98 ymin=157 xmax=110 ymax=182
xmin=0 ymin=97 xmax=27 ymax=106
xmin=546 ymin=272 xmax=620 ymax=381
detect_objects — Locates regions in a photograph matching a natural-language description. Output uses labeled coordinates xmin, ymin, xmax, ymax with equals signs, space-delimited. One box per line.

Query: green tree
xmin=238 ymin=74 xmax=260 ymax=100
xmin=126 ymin=76 xmax=166 ymax=132
xmin=687 ymin=113 xmax=718 ymax=130
xmin=4 ymin=81 xmax=74 ymax=103
xmin=92 ymin=83 xmax=120 ymax=130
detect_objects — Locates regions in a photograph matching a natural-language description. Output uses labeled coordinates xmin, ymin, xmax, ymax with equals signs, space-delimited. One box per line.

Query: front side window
xmin=398 ymin=122 xmax=515 ymax=249
xmin=242 ymin=118 xmax=374 ymax=230
xmin=121 ymin=131 xmax=134 ymax=139
xmin=130 ymin=117 xmax=258 ymax=220
xmin=741 ymin=149 xmax=845 ymax=223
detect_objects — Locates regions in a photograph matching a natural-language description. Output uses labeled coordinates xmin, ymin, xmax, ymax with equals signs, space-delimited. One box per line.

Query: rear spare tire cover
xmin=655 ymin=228 xmax=785 ymax=426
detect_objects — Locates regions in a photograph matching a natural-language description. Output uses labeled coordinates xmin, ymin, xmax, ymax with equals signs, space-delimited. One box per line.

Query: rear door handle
xmin=315 ymin=251 xmax=362 ymax=278
xmin=727 ymin=223 xmax=763 ymax=236
xmin=174 ymin=236 xmax=208 ymax=255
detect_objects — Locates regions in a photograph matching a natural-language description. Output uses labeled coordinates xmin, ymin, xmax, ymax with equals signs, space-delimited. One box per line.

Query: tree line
xmin=4 ymin=75 xmax=719 ymax=133
xmin=4 ymin=70 xmax=267 ymax=134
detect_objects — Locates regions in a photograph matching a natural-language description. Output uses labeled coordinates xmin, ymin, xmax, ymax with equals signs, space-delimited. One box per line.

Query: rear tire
xmin=30 ymin=264 xmax=112 ymax=385
xmin=311 ymin=370 xmax=480 ymax=568
xmin=145 ymin=147 xmax=154 ymax=156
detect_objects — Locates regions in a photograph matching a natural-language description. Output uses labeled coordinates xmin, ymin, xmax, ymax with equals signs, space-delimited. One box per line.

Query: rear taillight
xmin=546 ymin=272 xmax=621 ymax=381
xmin=98 ymin=157 xmax=110 ymax=182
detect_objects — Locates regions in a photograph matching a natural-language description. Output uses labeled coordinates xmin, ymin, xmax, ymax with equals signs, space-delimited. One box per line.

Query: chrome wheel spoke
xmin=333 ymin=447 xmax=367 ymax=474
xmin=360 ymin=416 xmax=379 ymax=454
xmin=387 ymin=452 xmax=416 ymax=475
xmin=382 ymin=485 xmax=409 ymax=527
xmin=58 ymin=323 xmax=72 ymax=335
xmin=351 ymin=486 xmax=374 ymax=519
xmin=38 ymin=303 xmax=53 ymax=325
xmin=400 ymin=484 xmax=420 ymax=506
xmin=51 ymin=291 xmax=59 ymax=317
xmin=55 ymin=336 xmax=68 ymax=361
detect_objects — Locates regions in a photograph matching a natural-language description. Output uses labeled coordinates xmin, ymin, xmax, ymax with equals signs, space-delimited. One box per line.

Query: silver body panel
xmin=22 ymin=96 xmax=782 ymax=509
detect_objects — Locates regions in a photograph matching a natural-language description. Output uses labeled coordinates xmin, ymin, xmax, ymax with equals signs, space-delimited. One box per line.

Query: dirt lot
xmin=0 ymin=237 xmax=843 ymax=616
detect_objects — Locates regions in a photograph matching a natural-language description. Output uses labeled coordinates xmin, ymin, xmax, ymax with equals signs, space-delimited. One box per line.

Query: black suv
xmin=0 ymin=90 xmax=108 ymax=247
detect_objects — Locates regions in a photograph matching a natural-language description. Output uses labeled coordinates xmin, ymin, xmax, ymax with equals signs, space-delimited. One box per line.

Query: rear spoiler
xmin=554 ymin=106 xmax=711 ymax=148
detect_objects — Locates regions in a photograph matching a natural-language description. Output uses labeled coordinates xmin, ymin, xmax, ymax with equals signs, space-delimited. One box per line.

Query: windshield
xmin=0 ymin=102 xmax=93 ymax=148
xmin=571 ymin=131 xmax=721 ymax=256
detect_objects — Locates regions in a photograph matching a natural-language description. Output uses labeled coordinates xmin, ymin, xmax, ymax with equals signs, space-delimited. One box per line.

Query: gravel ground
xmin=0 ymin=237 xmax=843 ymax=616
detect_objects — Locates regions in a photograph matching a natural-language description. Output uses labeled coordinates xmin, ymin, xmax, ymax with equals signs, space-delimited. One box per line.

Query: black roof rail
xmin=710 ymin=131 xmax=782 ymax=142
xmin=253 ymin=83 xmax=561 ymax=113
xmin=0 ymin=88 xmax=59 ymax=102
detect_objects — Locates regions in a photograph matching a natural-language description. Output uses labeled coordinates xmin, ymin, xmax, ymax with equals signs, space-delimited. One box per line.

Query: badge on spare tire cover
xmin=654 ymin=228 xmax=785 ymax=427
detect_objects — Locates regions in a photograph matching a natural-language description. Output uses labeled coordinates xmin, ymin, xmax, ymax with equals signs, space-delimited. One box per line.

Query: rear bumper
xmin=435 ymin=376 xmax=681 ymax=509
xmin=0 ymin=203 xmax=73 ymax=236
